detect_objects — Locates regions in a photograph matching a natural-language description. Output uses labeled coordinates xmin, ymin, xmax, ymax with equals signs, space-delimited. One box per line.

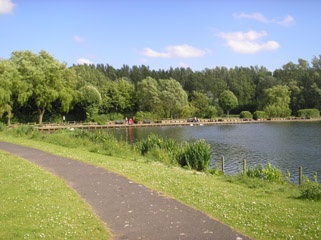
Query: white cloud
xmin=234 ymin=12 xmax=268 ymax=23
xmin=73 ymin=35 xmax=85 ymax=43
xmin=276 ymin=15 xmax=295 ymax=26
xmin=219 ymin=30 xmax=280 ymax=54
xmin=234 ymin=12 xmax=295 ymax=26
xmin=0 ymin=0 xmax=16 ymax=15
xmin=142 ymin=44 xmax=209 ymax=58
xmin=77 ymin=58 xmax=93 ymax=65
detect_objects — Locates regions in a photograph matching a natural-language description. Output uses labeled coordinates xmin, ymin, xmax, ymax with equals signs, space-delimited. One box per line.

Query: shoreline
xmin=34 ymin=117 xmax=321 ymax=132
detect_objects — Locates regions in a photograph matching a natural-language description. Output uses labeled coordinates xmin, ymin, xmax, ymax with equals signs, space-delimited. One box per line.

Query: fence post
xmin=299 ymin=166 xmax=303 ymax=185
xmin=243 ymin=159 xmax=246 ymax=175
xmin=221 ymin=156 xmax=225 ymax=174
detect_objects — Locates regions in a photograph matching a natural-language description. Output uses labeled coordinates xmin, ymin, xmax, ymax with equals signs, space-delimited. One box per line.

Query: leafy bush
xmin=300 ymin=174 xmax=321 ymax=200
xmin=178 ymin=139 xmax=212 ymax=171
xmin=134 ymin=111 xmax=158 ymax=122
xmin=253 ymin=111 xmax=267 ymax=120
xmin=135 ymin=135 xmax=212 ymax=171
xmin=264 ymin=104 xmax=291 ymax=118
xmin=91 ymin=114 xmax=110 ymax=125
xmin=107 ymin=113 xmax=124 ymax=121
xmin=239 ymin=111 xmax=252 ymax=119
xmin=297 ymin=109 xmax=320 ymax=118
xmin=13 ymin=125 xmax=37 ymax=137
xmin=0 ymin=122 xmax=7 ymax=132
xmin=245 ymin=163 xmax=284 ymax=184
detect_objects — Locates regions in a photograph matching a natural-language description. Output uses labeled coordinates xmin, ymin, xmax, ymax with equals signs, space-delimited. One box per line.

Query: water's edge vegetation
xmin=1 ymin=124 xmax=321 ymax=240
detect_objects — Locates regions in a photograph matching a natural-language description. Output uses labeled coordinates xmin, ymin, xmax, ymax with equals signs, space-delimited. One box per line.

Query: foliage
xmin=263 ymin=85 xmax=292 ymax=118
xmin=218 ymin=90 xmax=238 ymax=117
xmin=299 ymin=174 xmax=321 ymax=200
xmin=135 ymin=134 xmax=211 ymax=171
xmin=0 ymin=122 xmax=7 ymax=132
xmin=158 ymin=78 xmax=189 ymax=118
xmin=239 ymin=111 xmax=252 ymax=119
xmin=134 ymin=111 xmax=159 ymax=122
xmin=91 ymin=114 xmax=110 ymax=125
xmin=10 ymin=50 xmax=77 ymax=124
xmin=190 ymin=91 xmax=216 ymax=118
xmin=253 ymin=111 xmax=267 ymax=120
xmin=178 ymin=139 xmax=212 ymax=171
xmin=297 ymin=108 xmax=320 ymax=118
xmin=136 ymin=77 xmax=161 ymax=113
xmin=245 ymin=163 xmax=285 ymax=184
xmin=2 ymin=50 xmax=321 ymax=123
xmin=78 ymin=85 xmax=102 ymax=119
xmin=11 ymin=125 xmax=38 ymax=137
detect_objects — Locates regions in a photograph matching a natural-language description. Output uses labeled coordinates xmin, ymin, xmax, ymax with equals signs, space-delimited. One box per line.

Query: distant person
xmin=129 ymin=118 xmax=134 ymax=125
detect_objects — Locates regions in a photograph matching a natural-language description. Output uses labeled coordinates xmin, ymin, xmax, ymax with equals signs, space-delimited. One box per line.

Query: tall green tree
xmin=263 ymin=85 xmax=291 ymax=117
xmin=0 ymin=60 xmax=22 ymax=125
xmin=78 ymin=85 xmax=102 ymax=118
xmin=190 ymin=91 xmax=216 ymax=118
xmin=159 ymin=78 xmax=188 ymax=118
xmin=136 ymin=77 xmax=161 ymax=113
xmin=218 ymin=90 xmax=238 ymax=117
xmin=11 ymin=50 xmax=77 ymax=124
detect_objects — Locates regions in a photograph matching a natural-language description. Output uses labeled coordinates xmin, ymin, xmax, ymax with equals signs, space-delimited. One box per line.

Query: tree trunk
xmin=6 ymin=109 xmax=12 ymax=127
xmin=38 ymin=108 xmax=45 ymax=124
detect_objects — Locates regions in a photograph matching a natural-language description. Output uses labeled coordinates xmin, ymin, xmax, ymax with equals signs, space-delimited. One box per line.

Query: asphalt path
xmin=0 ymin=141 xmax=251 ymax=240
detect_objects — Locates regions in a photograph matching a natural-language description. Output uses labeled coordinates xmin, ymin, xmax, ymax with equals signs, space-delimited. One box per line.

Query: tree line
xmin=1 ymin=50 xmax=321 ymax=125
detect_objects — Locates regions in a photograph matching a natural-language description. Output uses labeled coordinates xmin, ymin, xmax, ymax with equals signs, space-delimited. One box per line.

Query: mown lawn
xmin=1 ymin=133 xmax=321 ymax=240
xmin=0 ymin=150 xmax=110 ymax=240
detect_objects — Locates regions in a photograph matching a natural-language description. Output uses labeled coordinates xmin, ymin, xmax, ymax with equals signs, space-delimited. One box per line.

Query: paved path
xmin=0 ymin=141 xmax=251 ymax=240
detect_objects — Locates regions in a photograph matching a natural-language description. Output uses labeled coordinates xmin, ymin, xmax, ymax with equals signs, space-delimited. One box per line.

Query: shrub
xmin=134 ymin=111 xmax=158 ymax=122
xmin=178 ymin=139 xmax=212 ymax=171
xmin=107 ymin=113 xmax=124 ymax=121
xmin=0 ymin=122 xmax=7 ymax=132
xmin=13 ymin=125 xmax=37 ymax=137
xmin=299 ymin=173 xmax=321 ymax=200
xmin=239 ymin=111 xmax=252 ymax=119
xmin=297 ymin=109 xmax=320 ymax=118
xmin=253 ymin=111 xmax=267 ymax=120
xmin=245 ymin=163 xmax=284 ymax=184
xmin=135 ymin=135 xmax=212 ymax=172
xmin=92 ymin=114 xmax=109 ymax=125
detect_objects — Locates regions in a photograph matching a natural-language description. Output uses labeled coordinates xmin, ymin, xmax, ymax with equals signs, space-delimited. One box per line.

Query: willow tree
xmin=158 ymin=78 xmax=188 ymax=118
xmin=11 ymin=50 xmax=77 ymax=124
xmin=136 ymin=77 xmax=161 ymax=113
xmin=0 ymin=60 xmax=30 ymax=126
xmin=263 ymin=85 xmax=291 ymax=117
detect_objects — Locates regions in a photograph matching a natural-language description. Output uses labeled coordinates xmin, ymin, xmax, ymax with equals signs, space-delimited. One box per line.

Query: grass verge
xmin=0 ymin=150 xmax=111 ymax=240
xmin=1 ymin=133 xmax=321 ymax=240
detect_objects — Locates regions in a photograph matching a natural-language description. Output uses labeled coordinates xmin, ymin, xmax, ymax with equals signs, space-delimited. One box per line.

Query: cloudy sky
xmin=1 ymin=0 xmax=321 ymax=71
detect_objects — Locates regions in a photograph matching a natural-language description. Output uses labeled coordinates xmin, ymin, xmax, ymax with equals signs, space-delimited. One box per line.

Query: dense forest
xmin=1 ymin=50 xmax=321 ymax=125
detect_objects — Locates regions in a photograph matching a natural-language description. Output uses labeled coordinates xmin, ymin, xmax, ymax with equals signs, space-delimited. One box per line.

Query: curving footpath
xmin=0 ymin=141 xmax=251 ymax=240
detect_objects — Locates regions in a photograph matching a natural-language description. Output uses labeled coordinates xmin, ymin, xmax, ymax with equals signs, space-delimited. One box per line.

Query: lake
xmin=107 ymin=122 xmax=321 ymax=183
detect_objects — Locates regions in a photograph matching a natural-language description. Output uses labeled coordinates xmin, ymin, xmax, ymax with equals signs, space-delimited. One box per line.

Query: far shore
xmin=28 ymin=116 xmax=321 ymax=132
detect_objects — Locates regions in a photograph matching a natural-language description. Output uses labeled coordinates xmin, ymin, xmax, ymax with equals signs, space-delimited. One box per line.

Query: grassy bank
xmin=1 ymin=129 xmax=321 ymax=240
xmin=0 ymin=150 xmax=111 ymax=240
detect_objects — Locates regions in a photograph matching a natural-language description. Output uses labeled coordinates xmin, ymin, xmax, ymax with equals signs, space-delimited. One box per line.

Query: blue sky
xmin=1 ymin=0 xmax=321 ymax=71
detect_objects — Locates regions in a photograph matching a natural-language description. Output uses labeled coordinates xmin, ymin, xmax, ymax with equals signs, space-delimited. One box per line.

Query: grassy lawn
xmin=0 ymin=150 xmax=111 ymax=240
xmin=1 ymin=133 xmax=321 ymax=240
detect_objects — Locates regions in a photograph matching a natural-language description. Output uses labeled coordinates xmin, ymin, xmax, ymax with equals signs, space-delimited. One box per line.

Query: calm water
xmin=107 ymin=122 xmax=321 ymax=183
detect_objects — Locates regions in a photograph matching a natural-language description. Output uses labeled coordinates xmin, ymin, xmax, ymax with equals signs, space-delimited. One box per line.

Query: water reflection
xmin=106 ymin=122 xmax=321 ymax=183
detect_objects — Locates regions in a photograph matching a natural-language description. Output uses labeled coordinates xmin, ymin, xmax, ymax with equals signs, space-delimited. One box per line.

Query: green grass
xmin=0 ymin=150 xmax=111 ymax=240
xmin=1 ymin=133 xmax=321 ymax=240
